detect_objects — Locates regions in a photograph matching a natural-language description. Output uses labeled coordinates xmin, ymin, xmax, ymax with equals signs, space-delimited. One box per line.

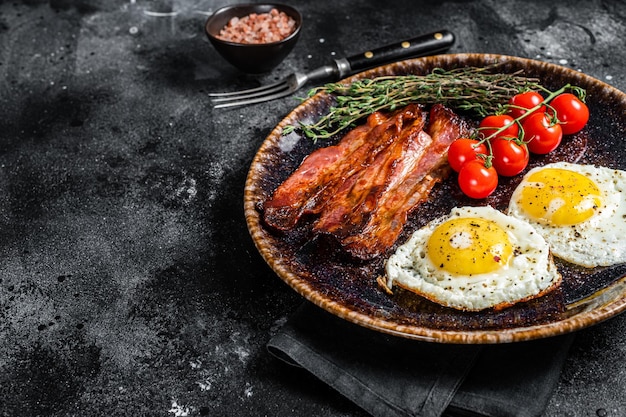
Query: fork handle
xmin=335 ymin=30 xmax=455 ymax=77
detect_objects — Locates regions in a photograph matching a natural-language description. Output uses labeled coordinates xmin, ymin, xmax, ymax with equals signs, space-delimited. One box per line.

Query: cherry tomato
xmin=549 ymin=93 xmax=589 ymax=135
xmin=523 ymin=113 xmax=563 ymax=154
xmin=458 ymin=159 xmax=498 ymax=199
xmin=447 ymin=138 xmax=488 ymax=172
xmin=490 ymin=138 xmax=530 ymax=176
xmin=507 ymin=91 xmax=546 ymax=119
xmin=478 ymin=114 xmax=519 ymax=140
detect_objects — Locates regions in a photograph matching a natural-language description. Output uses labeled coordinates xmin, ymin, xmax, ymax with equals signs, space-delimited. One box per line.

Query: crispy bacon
xmin=263 ymin=104 xmax=424 ymax=230
xmin=262 ymin=121 xmax=372 ymax=230
xmin=341 ymin=104 xmax=471 ymax=259
xmin=263 ymin=103 xmax=470 ymax=260
xmin=312 ymin=111 xmax=428 ymax=238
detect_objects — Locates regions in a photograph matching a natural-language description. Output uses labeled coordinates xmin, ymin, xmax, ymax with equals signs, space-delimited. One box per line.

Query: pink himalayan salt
xmin=216 ymin=8 xmax=296 ymax=44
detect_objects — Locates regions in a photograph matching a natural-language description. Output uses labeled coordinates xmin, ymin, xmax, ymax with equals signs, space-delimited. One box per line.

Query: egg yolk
xmin=426 ymin=218 xmax=513 ymax=276
xmin=516 ymin=168 xmax=603 ymax=225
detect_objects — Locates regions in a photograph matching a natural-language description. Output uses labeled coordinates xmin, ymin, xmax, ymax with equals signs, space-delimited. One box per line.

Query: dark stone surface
xmin=0 ymin=1 xmax=624 ymax=416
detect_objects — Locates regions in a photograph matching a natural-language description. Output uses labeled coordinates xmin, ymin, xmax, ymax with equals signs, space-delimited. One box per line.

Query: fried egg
xmin=507 ymin=162 xmax=626 ymax=268
xmin=384 ymin=206 xmax=561 ymax=311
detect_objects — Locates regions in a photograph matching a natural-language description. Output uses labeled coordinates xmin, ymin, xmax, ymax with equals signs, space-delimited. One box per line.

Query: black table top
xmin=1 ymin=1 xmax=625 ymax=416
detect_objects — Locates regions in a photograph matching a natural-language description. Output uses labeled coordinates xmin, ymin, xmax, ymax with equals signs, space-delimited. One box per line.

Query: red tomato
xmin=458 ymin=159 xmax=498 ymax=199
xmin=549 ymin=93 xmax=589 ymax=135
xmin=523 ymin=113 xmax=563 ymax=154
xmin=447 ymin=138 xmax=488 ymax=172
xmin=478 ymin=114 xmax=520 ymax=140
xmin=490 ymin=138 xmax=530 ymax=176
xmin=507 ymin=91 xmax=546 ymax=119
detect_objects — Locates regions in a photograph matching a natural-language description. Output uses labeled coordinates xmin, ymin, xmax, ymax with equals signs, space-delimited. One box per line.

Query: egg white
xmin=384 ymin=206 xmax=561 ymax=311
xmin=507 ymin=162 xmax=626 ymax=268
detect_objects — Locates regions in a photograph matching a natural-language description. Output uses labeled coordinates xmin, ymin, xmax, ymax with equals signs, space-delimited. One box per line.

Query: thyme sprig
xmin=284 ymin=65 xmax=544 ymax=141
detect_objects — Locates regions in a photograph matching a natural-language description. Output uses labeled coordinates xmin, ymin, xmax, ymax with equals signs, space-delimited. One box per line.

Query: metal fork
xmin=209 ymin=30 xmax=455 ymax=109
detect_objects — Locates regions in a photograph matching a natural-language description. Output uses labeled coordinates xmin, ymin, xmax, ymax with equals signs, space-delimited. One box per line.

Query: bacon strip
xmin=341 ymin=104 xmax=471 ymax=259
xmin=263 ymin=104 xmax=423 ymax=230
xmin=312 ymin=111 xmax=428 ymax=238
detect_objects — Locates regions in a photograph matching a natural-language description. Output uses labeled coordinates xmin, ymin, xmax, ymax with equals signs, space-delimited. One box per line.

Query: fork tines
xmin=209 ymin=79 xmax=293 ymax=108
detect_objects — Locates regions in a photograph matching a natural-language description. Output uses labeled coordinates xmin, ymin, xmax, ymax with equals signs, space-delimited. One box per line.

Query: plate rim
xmin=244 ymin=52 xmax=626 ymax=344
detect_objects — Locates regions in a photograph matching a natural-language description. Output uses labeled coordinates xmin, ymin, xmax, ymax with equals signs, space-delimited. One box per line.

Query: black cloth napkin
xmin=267 ymin=302 xmax=574 ymax=417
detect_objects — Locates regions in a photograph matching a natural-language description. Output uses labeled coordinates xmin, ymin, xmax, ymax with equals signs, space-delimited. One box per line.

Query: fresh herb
xmin=284 ymin=65 xmax=544 ymax=141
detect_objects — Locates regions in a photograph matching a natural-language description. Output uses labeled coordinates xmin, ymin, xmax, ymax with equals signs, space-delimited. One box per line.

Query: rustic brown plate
xmin=244 ymin=53 xmax=626 ymax=343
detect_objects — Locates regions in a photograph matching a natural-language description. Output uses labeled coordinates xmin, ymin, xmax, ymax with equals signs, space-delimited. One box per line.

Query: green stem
xmin=288 ymin=65 xmax=544 ymax=141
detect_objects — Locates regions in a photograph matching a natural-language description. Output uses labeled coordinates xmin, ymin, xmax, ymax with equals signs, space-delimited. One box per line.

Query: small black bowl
xmin=205 ymin=3 xmax=302 ymax=74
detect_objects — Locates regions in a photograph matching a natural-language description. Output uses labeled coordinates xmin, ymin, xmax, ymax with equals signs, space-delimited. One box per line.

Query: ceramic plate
xmin=244 ymin=53 xmax=626 ymax=343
